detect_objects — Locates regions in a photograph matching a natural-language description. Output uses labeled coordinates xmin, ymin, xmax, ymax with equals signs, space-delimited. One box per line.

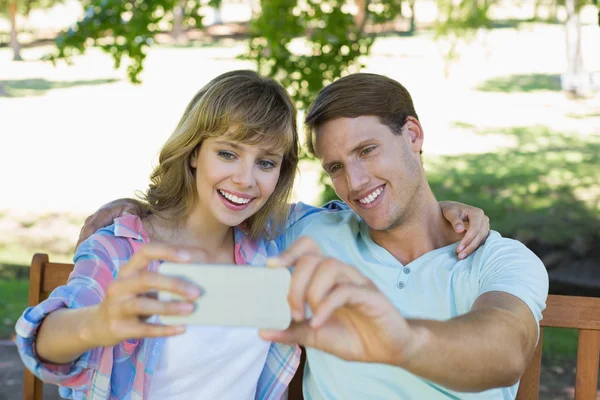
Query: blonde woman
xmin=16 ymin=70 xmax=490 ymax=400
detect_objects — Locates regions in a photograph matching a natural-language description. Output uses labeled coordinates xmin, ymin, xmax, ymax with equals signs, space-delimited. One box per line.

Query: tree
xmin=46 ymin=0 xmax=600 ymax=102
xmin=1 ymin=0 xmax=65 ymax=60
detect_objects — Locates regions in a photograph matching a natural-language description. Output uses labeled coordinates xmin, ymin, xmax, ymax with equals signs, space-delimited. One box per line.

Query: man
xmin=78 ymin=73 xmax=547 ymax=399
xmin=259 ymin=73 xmax=548 ymax=399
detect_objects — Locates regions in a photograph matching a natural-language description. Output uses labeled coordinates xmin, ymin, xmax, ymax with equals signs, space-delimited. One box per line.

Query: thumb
xmin=260 ymin=320 xmax=314 ymax=346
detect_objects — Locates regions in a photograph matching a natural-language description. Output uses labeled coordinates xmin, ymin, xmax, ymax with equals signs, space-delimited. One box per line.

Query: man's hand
xmin=260 ymin=237 xmax=421 ymax=365
xmin=439 ymin=201 xmax=490 ymax=259
xmin=77 ymin=198 xmax=146 ymax=248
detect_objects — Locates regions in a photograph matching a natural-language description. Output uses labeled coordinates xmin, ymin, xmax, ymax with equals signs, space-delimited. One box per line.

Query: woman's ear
xmin=189 ymin=146 xmax=200 ymax=168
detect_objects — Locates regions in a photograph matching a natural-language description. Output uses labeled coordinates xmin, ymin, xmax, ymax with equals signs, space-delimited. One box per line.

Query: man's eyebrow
xmin=350 ymin=139 xmax=377 ymax=154
xmin=321 ymin=139 xmax=378 ymax=171
xmin=214 ymin=140 xmax=283 ymax=159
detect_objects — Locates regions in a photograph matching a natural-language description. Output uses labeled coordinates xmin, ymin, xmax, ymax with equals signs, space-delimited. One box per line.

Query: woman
xmin=16 ymin=70 xmax=489 ymax=400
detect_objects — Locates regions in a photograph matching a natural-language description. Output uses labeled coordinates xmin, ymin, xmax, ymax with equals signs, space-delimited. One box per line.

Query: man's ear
xmin=403 ymin=116 xmax=424 ymax=153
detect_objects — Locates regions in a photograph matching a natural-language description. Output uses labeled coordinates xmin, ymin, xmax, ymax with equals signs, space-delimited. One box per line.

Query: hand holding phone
xmin=158 ymin=263 xmax=292 ymax=330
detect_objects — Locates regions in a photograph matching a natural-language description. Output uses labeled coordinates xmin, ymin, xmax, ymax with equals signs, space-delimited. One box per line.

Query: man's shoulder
xmin=478 ymin=231 xmax=540 ymax=259
xmin=295 ymin=205 xmax=359 ymax=231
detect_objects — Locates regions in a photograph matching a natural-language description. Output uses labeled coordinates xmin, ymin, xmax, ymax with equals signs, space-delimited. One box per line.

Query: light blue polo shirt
xmin=277 ymin=208 xmax=549 ymax=400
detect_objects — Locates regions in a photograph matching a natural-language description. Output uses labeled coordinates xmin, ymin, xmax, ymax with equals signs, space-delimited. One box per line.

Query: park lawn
xmin=0 ymin=279 xmax=29 ymax=339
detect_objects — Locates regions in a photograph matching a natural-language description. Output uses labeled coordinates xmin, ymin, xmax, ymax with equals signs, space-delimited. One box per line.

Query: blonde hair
xmin=141 ymin=70 xmax=299 ymax=239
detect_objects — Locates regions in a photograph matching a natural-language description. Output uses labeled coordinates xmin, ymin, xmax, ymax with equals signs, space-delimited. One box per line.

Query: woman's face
xmin=190 ymin=135 xmax=284 ymax=228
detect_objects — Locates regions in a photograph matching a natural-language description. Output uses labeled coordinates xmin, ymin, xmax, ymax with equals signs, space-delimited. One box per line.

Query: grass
xmin=476 ymin=73 xmax=562 ymax=93
xmin=426 ymin=125 xmax=600 ymax=246
xmin=0 ymin=78 xmax=120 ymax=97
xmin=0 ymin=280 xmax=29 ymax=339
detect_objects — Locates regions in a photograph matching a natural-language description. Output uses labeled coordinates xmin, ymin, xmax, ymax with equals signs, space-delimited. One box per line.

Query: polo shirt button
xmin=396 ymin=281 xmax=405 ymax=289
xmin=403 ymin=267 xmax=411 ymax=274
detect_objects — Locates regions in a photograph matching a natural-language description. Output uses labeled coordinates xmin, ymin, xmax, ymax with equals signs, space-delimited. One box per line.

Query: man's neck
xmin=369 ymin=187 xmax=462 ymax=265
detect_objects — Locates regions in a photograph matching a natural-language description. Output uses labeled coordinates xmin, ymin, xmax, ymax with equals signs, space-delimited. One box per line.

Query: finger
xmin=112 ymin=271 xmax=201 ymax=301
xmin=260 ymin=320 xmax=314 ymax=345
xmin=123 ymin=322 xmax=187 ymax=340
xmin=309 ymin=284 xmax=362 ymax=328
xmin=442 ymin=205 xmax=466 ymax=233
xmin=119 ymin=244 xmax=192 ymax=278
xmin=306 ymin=259 xmax=370 ymax=312
xmin=458 ymin=231 xmax=487 ymax=260
xmin=287 ymin=255 xmax=321 ymax=321
xmin=121 ymin=296 xmax=195 ymax=319
xmin=267 ymin=236 xmax=322 ymax=268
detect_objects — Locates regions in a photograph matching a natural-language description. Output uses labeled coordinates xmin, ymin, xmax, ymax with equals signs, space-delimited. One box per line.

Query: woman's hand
xmin=84 ymin=244 xmax=202 ymax=347
xmin=439 ymin=201 xmax=490 ymax=259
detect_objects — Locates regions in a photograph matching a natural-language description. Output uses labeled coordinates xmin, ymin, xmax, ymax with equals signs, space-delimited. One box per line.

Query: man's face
xmin=314 ymin=116 xmax=424 ymax=232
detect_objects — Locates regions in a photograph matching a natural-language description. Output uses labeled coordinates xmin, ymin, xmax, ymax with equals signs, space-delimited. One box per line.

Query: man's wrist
xmin=391 ymin=321 xmax=432 ymax=369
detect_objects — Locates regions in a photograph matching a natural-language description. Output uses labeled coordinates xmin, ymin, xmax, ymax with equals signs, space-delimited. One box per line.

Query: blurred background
xmin=0 ymin=0 xmax=599 ymax=398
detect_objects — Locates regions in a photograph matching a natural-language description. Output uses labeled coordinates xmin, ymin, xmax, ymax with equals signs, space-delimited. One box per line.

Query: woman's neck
xmin=143 ymin=207 xmax=235 ymax=263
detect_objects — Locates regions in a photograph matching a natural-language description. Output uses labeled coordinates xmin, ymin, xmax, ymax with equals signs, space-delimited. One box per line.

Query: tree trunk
xmin=563 ymin=0 xmax=587 ymax=97
xmin=171 ymin=0 xmax=185 ymax=43
xmin=9 ymin=0 xmax=23 ymax=61
xmin=355 ymin=0 xmax=366 ymax=27
xmin=408 ymin=0 xmax=416 ymax=34
xmin=213 ymin=4 xmax=223 ymax=25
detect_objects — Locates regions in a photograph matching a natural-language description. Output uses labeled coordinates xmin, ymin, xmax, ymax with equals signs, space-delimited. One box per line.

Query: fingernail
xmin=456 ymin=224 xmax=464 ymax=231
xmin=177 ymin=250 xmax=191 ymax=261
xmin=174 ymin=325 xmax=186 ymax=334
xmin=179 ymin=303 xmax=194 ymax=312
xmin=187 ymin=286 xmax=201 ymax=297
xmin=267 ymin=257 xmax=282 ymax=268
xmin=459 ymin=252 xmax=467 ymax=259
xmin=457 ymin=245 xmax=465 ymax=252
xmin=291 ymin=310 xmax=303 ymax=321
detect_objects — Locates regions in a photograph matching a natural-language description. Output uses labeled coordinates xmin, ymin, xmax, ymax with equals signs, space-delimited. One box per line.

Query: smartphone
xmin=157 ymin=262 xmax=292 ymax=330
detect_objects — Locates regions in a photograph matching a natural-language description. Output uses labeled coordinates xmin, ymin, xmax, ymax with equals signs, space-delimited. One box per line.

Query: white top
xmin=148 ymin=325 xmax=271 ymax=400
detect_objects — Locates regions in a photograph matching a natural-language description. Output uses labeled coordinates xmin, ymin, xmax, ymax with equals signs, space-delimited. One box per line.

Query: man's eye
xmin=329 ymin=164 xmax=341 ymax=174
xmin=218 ymin=151 xmax=235 ymax=160
xmin=361 ymin=146 xmax=376 ymax=156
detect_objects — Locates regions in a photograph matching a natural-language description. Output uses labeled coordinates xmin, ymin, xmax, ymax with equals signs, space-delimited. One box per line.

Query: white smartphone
xmin=157 ymin=262 xmax=292 ymax=330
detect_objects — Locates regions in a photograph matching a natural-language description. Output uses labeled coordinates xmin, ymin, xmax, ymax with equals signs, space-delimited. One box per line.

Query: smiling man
xmin=263 ymin=73 xmax=549 ymax=399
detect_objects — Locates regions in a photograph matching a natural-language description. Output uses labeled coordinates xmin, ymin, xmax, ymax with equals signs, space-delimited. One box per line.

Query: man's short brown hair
xmin=304 ymin=73 xmax=419 ymax=156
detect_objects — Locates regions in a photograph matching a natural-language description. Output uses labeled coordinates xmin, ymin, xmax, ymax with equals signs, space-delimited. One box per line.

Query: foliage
xmin=0 ymin=0 xmax=63 ymax=17
xmin=48 ymin=0 xmax=220 ymax=83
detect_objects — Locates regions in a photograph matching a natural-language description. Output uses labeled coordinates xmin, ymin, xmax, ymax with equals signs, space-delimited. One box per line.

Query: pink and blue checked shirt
xmin=16 ymin=202 xmax=344 ymax=400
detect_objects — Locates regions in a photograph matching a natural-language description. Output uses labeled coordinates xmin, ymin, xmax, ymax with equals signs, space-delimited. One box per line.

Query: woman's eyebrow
xmin=214 ymin=140 xmax=283 ymax=160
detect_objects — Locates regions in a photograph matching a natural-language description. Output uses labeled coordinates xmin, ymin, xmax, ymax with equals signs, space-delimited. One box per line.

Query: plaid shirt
xmin=16 ymin=202 xmax=343 ymax=400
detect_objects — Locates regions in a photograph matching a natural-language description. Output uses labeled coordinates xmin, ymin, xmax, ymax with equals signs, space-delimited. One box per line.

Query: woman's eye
xmin=329 ymin=164 xmax=341 ymax=174
xmin=218 ymin=151 xmax=236 ymax=160
xmin=258 ymin=160 xmax=276 ymax=169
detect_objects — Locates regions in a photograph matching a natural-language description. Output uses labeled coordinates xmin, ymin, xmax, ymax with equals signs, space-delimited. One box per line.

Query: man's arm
xmin=261 ymin=236 xmax=547 ymax=393
xmin=399 ymin=291 xmax=538 ymax=391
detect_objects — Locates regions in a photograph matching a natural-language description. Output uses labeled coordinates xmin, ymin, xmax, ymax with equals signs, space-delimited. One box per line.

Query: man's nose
xmin=346 ymin=162 xmax=370 ymax=192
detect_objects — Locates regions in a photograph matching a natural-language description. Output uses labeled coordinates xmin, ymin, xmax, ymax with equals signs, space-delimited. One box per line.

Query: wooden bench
xmin=24 ymin=253 xmax=600 ymax=400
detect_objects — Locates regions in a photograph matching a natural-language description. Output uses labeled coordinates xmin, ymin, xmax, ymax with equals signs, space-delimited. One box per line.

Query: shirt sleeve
xmin=276 ymin=201 xmax=349 ymax=251
xmin=477 ymin=237 xmax=549 ymax=334
xmin=15 ymin=235 xmax=118 ymax=388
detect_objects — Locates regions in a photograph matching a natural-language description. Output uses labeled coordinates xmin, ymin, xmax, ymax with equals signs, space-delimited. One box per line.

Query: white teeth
xmin=359 ymin=187 xmax=383 ymax=204
xmin=219 ymin=190 xmax=251 ymax=205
